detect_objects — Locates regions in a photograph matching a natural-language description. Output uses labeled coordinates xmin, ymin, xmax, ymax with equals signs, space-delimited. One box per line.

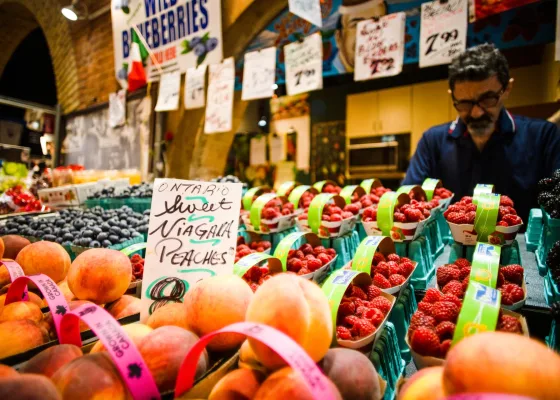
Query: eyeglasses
xmin=452 ymin=87 xmax=506 ymax=112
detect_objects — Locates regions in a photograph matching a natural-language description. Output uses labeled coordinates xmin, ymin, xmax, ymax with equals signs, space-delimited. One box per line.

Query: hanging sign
xmin=354 ymin=12 xmax=406 ymax=81
xmin=242 ymin=47 xmax=277 ymax=101
xmin=109 ymin=89 xmax=126 ymax=127
xmin=288 ymin=0 xmax=323 ymax=27
xmin=419 ymin=0 xmax=468 ymax=68
xmin=185 ymin=65 xmax=207 ymax=109
xmin=284 ymin=33 xmax=323 ymax=96
xmin=204 ymin=57 xmax=235 ymax=134
xmin=141 ymin=178 xmax=242 ymax=321
xmin=111 ymin=0 xmax=223 ymax=85
xmin=155 ymin=71 xmax=181 ymax=112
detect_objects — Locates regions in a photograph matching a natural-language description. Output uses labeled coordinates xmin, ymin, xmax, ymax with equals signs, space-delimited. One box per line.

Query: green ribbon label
xmin=396 ymin=185 xmax=415 ymax=195
xmin=273 ymin=231 xmax=309 ymax=270
xmin=360 ymin=179 xmax=381 ymax=194
xmin=308 ymin=193 xmax=335 ymax=234
xmin=474 ymin=184 xmax=494 ymax=196
xmin=470 ymin=242 xmax=501 ymax=287
xmin=377 ymin=192 xmax=399 ymax=237
xmin=233 ymin=253 xmax=279 ymax=276
xmin=243 ymin=187 xmax=268 ymax=211
xmin=250 ymin=193 xmax=278 ymax=230
xmin=351 ymin=236 xmax=384 ymax=273
xmin=313 ymin=180 xmax=328 ymax=192
xmin=453 ymin=282 xmax=500 ymax=344
xmin=288 ymin=185 xmax=311 ymax=209
xmin=422 ymin=178 xmax=441 ymax=201
xmin=121 ymin=242 xmax=147 ymax=256
xmin=474 ymin=193 xmax=500 ymax=243
xmin=339 ymin=185 xmax=365 ymax=205
xmin=277 ymin=182 xmax=297 ymax=197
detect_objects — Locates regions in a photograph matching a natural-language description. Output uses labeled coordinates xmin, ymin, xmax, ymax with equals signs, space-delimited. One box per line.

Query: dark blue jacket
xmin=403 ymin=108 xmax=560 ymax=222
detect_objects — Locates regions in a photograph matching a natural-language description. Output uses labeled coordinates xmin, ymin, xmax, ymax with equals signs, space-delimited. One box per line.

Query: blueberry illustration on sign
xmin=128 ymin=363 xmax=143 ymax=379
xmin=181 ymin=32 xmax=220 ymax=66
xmin=55 ymin=305 xmax=68 ymax=315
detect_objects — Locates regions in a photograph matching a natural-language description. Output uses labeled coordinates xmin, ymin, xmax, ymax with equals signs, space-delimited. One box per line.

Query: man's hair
xmin=448 ymin=44 xmax=510 ymax=91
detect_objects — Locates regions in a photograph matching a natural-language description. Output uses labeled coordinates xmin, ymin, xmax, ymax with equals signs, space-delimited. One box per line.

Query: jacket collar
xmin=448 ymin=108 xmax=516 ymax=139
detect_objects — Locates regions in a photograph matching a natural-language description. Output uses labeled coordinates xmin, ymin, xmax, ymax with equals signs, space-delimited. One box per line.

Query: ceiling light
xmin=61 ymin=0 xmax=88 ymax=21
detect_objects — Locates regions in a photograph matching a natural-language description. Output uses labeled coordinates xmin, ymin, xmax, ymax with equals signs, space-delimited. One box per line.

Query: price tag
xmin=242 ymin=47 xmax=277 ymax=101
xmin=284 ymin=33 xmax=323 ymax=96
xmin=288 ymin=0 xmax=322 ymax=27
xmin=354 ymin=13 xmax=406 ymax=81
xmin=155 ymin=71 xmax=181 ymax=112
xmin=205 ymin=57 xmax=235 ymax=134
xmin=419 ymin=0 xmax=468 ymax=68
xmin=141 ymin=179 xmax=242 ymax=321
xmin=185 ymin=65 xmax=207 ymax=110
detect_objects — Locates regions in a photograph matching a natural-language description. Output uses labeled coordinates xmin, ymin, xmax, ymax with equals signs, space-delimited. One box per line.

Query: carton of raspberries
xmin=444 ymin=195 xmax=523 ymax=245
xmin=235 ymin=235 xmax=272 ymax=263
xmin=129 ymin=254 xmax=144 ymax=283
xmin=314 ymin=180 xmax=342 ymax=194
xmin=331 ymin=276 xmax=396 ymax=348
xmin=243 ymin=195 xmax=299 ymax=233
xmin=432 ymin=187 xmax=454 ymax=209
xmin=436 ymin=259 xmax=526 ymax=310
xmin=297 ymin=195 xmax=358 ymax=238
xmin=408 ymin=288 xmax=527 ymax=367
xmin=235 ymin=253 xmax=283 ymax=293
xmin=287 ymin=186 xmax=318 ymax=211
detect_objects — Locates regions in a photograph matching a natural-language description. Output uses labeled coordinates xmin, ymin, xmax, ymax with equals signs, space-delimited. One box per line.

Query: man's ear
xmin=503 ymin=78 xmax=514 ymax=99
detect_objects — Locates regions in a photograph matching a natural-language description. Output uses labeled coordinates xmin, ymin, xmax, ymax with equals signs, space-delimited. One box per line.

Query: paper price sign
xmin=354 ymin=13 xmax=406 ymax=81
xmin=205 ymin=57 xmax=235 ymax=134
xmin=288 ymin=0 xmax=322 ymax=27
xmin=242 ymin=47 xmax=277 ymax=101
xmin=284 ymin=33 xmax=323 ymax=96
xmin=185 ymin=65 xmax=207 ymax=110
xmin=419 ymin=0 xmax=467 ymax=68
xmin=141 ymin=179 xmax=242 ymax=321
xmin=155 ymin=71 xmax=181 ymax=112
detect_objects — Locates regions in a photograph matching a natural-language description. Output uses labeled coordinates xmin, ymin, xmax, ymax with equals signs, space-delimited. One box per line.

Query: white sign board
xmin=108 ymin=89 xmax=126 ymax=128
xmin=111 ymin=0 xmax=223 ymax=86
xmin=141 ymin=179 xmax=242 ymax=321
xmin=155 ymin=71 xmax=181 ymax=112
xmin=420 ymin=0 xmax=468 ymax=68
xmin=242 ymin=47 xmax=277 ymax=101
xmin=288 ymin=0 xmax=323 ymax=27
xmin=185 ymin=65 xmax=207 ymax=109
xmin=284 ymin=33 xmax=323 ymax=96
xmin=204 ymin=57 xmax=235 ymax=133
xmin=354 ymin=13 xmax=406 ymax=81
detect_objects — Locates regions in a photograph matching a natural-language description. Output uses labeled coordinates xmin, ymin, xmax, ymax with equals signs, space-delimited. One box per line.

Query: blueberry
xmin=119 ymin=238 xmax=129 ymax=243
xmin=7 ymin=229 xmax=18 ymax=234
xmin=190 ymin=36 xmax=202 ymax=46
xmin=110 ymin=226 xmax=122 ymax=236
xmin=63 ymin=233 xmax=74 ymax=241
xmin=131 ymin=231 xmax=142 ymax=238
xmin=109 ymin=235 xmax=120 ymax=243
xmin=97 ymin=232 xmax=109 ymax=241
xmin=62 ymin=241 xmax=72 ymax=247
xmin=206 ymin=37 xmax=218 ymax=52
xmin=102 ymin=240 xmax=112 ymax=248
xmin=193 ymin=43 xmax=206 ymax=57
xmin=55 ymin=219 xmax=65 ymax=227
xmin=101 ymin=223 xmax=111 ymax=232
xmin=143 ymin=209 xmax=151 ymax=216
xmin=74 ymin=220 xmax=86 ymax=229
xmin=120 ymin=229 xmax=130 ymax=238
xmin=36 ymin=230 xmax=44 ymax=237
xmin=137 ymin=226 xmax=148 ymax=233
xmin=82 ymin=230 xmax=94 ymax=238
xmin=90 ymin=240 xmax=101 ymax=248
xmin=56 ymin=237 xmax=64 ymax=244
xmin=60 ymin=228 xmax=70 ymax=235
xmin=43 ymin=235 xmax=57 ymax=242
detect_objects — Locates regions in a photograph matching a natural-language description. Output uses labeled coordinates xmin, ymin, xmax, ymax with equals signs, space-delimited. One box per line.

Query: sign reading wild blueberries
xmin=141 ymin=179 xmax=242 ymax=320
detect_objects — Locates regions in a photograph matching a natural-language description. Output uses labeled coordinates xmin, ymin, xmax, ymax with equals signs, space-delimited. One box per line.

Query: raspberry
xmin=249 ymin=282 xmax=259 ymax=292
xmin=435 ymin=321 xmax=456 ymax=341
xmin=248 ymin=266 xmax=262 ymax=282
xmin=307 ymin=259 xmax=323 ymax=271
xmin=497 ymin=271 xmax=505 ymax=287
xmin=313 ymin=245 xmax=326 ymax=255
xmin=454 ymin=258 xmax=471 ymax=269
xmin=446 ymin=212 xmax=468 ymax=224
xmin=404 ymin=208 xmax=424 ymax=222
xmin=287 ymin=258 xmax=303 ymax=272
xmin=399 ymin=260 xmax=415 ymax=277
xmin=459 ymin=266 xmax=471 ymax=280
xmin=294 ymin=250 xmax=305 ymax=260
xmin=417 ymin=301 xmax=434 ymax=316
xmin=351 ymin=298 xmax=367 ymax=308
xmin=369 ymin=296 xmax=392 ymax=315
xmin=387 ymin=253 xmax=400 ymax=263
xmin=353 ymin=319 xmax=376 ymax=338
xmin=409 ymin=311 xmax=436 ymax=338
xmin=389 ymin=274 xmax=406 ymax=286
xmin=502 ymin=214 xmax=522 ymax=226
xmin=386 ymin=260 xmax=399 ymax=272
xmin=336 ymin=326 xmax=352 ymax=340
xmin=500 ymin=265 xmax=524 ymax=285
xmin=363 ymin=207 xmax=378 ymax=221
xmin=130 ymin=254 xmax=142 ymax=263
xmin=388 ymin=263 xmax=402 ymax=276
xmin=466 ymin=211 xmax=476 ymax=224
xmin=442 ymin=280 xmax=465 ymax=298
xmin=367 ymin=285 xmax=381 ymax=301
xmin=373 ymin=273 xmax=391 ymax=289
xmin=437 ymin=266 xmax=461 ymax=287
xmin=341 ymin=211 xmax=354 ymax=219
xmin=432 ymin=301 xmax=460 ymax=323
xmin=350 ymin=286 xmax=368 ymax=300
xmin=317 ymin=253 xmax=332 ymax=266
xmin=365 ymin=308 xmax=385 ymax=326
xmin=497 ymin=221 xmax=509 ymax=227
xmin=497 ymin=315 xmax=522 ymax=333
xmin=462 ymin=275 xmax=470 ymax=290
xmin=375 ymin=262 xmax=390 ymax=278
xmin=440 ymin=293 xmax=462 ymax=308
xmin=394 ymin=212 xmax=407 ymax=222
xmin=338 ymin=301 xmax=356 ymax=317
xmin=410 ymin=327 xmax=441 ymax=357
xmin=423 ymin=288 xmax=443 ymax=304
xmin=355 ymin=306 xmax=369 ymax=317
xmin=500 ymin=195 xmax=514 ymax=207
xmin=501 ymin=283 xmax=524 ymax=304
xmin=373 ymin=252 xmax=385 ymax=265
xmin=330 ymin=214 xmax=343 ymax=222
xmin=461 ymin=196 xmax=473 ymax=204
xmin=297 ymin=267 xmax=311 ymax=275
xmin=440 ymin=339 xmax=452 ymax=357
xmin=301 ymin=243 xmax=314 ymax=254
xmin=343 ymin=315 xmax=360 ymax=328
xmin=344 ymin=203 xmax=360 ymax=215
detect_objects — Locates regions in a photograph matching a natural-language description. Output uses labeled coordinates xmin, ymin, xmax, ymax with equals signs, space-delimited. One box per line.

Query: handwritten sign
xmin=419 ymin=0 xmax=467 ymax=68
xmin=284 ymin=33 xmax=323 ymax=96
xmin=141 ymin=179 xmax=242 ymax=321
xmin=155 ymin=71 xmax=181 ymax=112
xmin=204 ymin=57 xmax=235 ymax=134
xmin=242 ymin=47 xmax=277 ymax=101
xmin=354 ymin=13 xmax=406 ymax=81
xmin=108 ymin=89 xmax=126 ymax=128
xmin=288 ymin=0 xmax=322 ymax=27
xmin=185 ymin=65 xmax=207 ymax=109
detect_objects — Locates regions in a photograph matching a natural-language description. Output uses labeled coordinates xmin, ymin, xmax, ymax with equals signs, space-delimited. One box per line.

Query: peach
xmin=106 ymin=295 xmax=139 ymax=319
xmin=0 ymin=320 xmax=49 ymax=358
xmin=209 ymin=368 xmax=264 ymax=400
xmin=0 ymin=365 xmax=18 ymax=377
xmin=321 ymin=348 xmax=383 ymax=400
xmin=146 ymin=302 xmax=191 ymax=330
xmin=0 ymin=292 xmax=43 ymax=313
xmin=239 ymin=340 xmax=266 ymax=371
xmin=16 ymin=241 xmax=70 ymax=283
xmin=0 ymin=301 xmax=43 ymax=323
xmin=1 ymin=235 xmax=30 ymax=260
xmin=443 ymin=332 xmax=560 ymax=399
xmin=183 ymin=275 xmax=253 ymax=352
xmin=67 ymin=249 xmax=131 ymax=304
xmin=138 ymin=326 xmax=208 ymax=392
xmin=20 ymin=344 xmax=83 ymax=378
xmin=52 ymin=352 xmax=130 ymax=400
xmin=398 ymin=367 xmax=445 ymax=400
xmin=90 ymin=324 xmax=153 ymax=354
xmin=0 ymin=374 xmax=61 ymax=400
xmin=245 ymin=275 xmax=332 ymax=370
xmin=0 ymin=237 xmax=4 ymax=259
xmin=56 ymin=279 xmax=75 ymax=302
xmin=254 ymin=367 xmax=342 ymax=400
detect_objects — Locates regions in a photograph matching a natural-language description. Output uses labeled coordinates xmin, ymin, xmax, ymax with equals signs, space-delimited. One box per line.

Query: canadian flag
xmin=128 ymin=29 xmax=148 ymax=92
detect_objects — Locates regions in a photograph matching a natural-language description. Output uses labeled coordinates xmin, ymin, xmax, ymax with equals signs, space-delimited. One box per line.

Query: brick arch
xmin=0 ymin=0 xmax=80 ymax=112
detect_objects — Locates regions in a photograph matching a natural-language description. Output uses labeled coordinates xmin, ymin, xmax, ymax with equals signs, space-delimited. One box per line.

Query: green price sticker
xmin=360 ymin=179 xmax=381 ymax=194
xmin=351 ymin=236 xmax=394 ymax=274
xmin=277 ymin=181 xmax=297 ymax=197
xmin=470 ymin=242 xmax=501 ymax=288
xmin=120 ymin=242 xmax=147 ymax=256
xmin=243 ymin=186 xmax=269 ymax=211
xmin=473 ymin=193 xmax=500 ymax=243
xmin=273 ymin=232 xmax=310 ymax=270
xmin=288 ymin=185 xmax=312 ymax=209
xmin=250 ymin=193 xmax=278 ymax=230
xmin=233 ymin=253 xmax=283 ymax=276
xmin=422 ymin=178 xmax=441 ymax=201
xmin=453 ymin=282 xmax=500 ymax=345
xmin=308 ymin=193 xmax=336 ymax=234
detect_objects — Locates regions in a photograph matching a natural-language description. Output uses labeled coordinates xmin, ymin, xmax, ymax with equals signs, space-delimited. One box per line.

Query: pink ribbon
xmin=0 ymin=260 xmax=29 ymax=301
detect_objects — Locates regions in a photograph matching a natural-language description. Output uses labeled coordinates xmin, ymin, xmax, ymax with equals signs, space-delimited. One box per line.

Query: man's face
xmin=452 ymin=75 xmax=512 ymax=137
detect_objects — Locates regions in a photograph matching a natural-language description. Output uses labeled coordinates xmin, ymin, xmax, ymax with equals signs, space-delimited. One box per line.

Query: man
xmin=403 ymin=44 xmax=560 ymax=223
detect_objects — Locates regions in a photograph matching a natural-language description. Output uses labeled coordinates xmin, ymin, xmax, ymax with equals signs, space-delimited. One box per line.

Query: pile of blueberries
xmin=88 ymin=183 xmax=153 ymax=200
xmin=0 ymin=206 xmax=150 ymax=248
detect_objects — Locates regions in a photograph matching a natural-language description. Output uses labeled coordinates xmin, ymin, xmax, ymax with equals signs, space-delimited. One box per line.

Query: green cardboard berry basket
xmin=393 ymin=236 xmax=435 ymax=291
xmin=370 ymin=322 xmax=406 ymax=400
xmin=525 ymin=208 xmax=543 ymax=253
xmin=536 ymin=209 xmax=560 ymax=276
xmin=63 ymin=235 xmax=145 ymax=261
xmin=388 ymin=285 xmax=417 ymax=363
xmin=546 ymin=319 xmax=559 ymax=352
xmin=448 ymin=239 xmax=522 ymax=266
xmin=84 ymin=197 xmax=151 ymax=213
xmin=544 ymin=270 xmax=560 ymax=307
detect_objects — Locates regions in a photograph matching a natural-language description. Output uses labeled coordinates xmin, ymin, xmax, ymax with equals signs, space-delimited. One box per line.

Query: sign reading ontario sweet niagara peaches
xmin=141 ymin=179 xmax=242 ymax=320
